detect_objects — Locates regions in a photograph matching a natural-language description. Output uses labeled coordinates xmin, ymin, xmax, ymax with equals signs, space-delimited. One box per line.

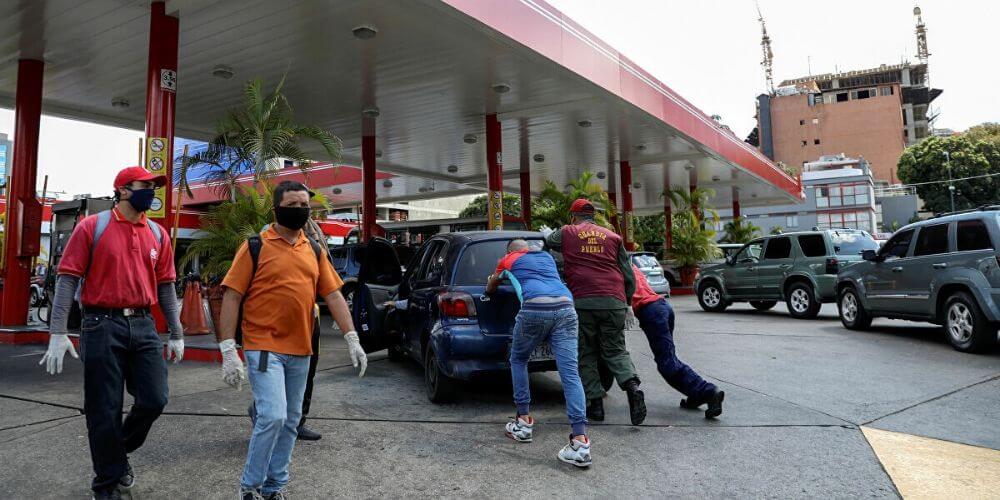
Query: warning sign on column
xmin=486 ymin=190 xmax=504 ymax=231
xmin=145 ymin=136 xmax=170 ymax=219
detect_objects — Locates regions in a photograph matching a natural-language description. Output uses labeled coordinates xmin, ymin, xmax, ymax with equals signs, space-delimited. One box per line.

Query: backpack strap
xmin=146 ymin=218 xmax=165 ymax=249
xmin=235 ymin=234 xmax=264 ymax=346
xmin=75 ymin=210 xmax=113 ymax=304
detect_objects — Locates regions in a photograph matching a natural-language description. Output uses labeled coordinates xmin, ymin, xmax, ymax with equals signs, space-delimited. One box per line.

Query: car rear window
xmin=632 ymin=254 xmax=660 ymax=268
xmin=797 ymin=234 xmax=827 ymax=257
xmin=452 ymin=239 xmax=544 ymax=285
xmin=830 ymin=231 xmax=879 ymax=256
xmin=958 ymin=219 xmax=994 ymax=251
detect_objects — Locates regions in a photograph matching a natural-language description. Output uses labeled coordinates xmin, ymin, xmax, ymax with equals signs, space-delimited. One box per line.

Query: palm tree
xmin=179 ymin=76 xmax=342 ymax=199
xmin=720 ymin=217 xmax=761 ymax=244
xmin=179 ymin=187 xmax=273 ymax=279
xmin=531 ymin=172 xmax=617 ymax=230
xmin=666 ymin=186 xmax=719 ymax=223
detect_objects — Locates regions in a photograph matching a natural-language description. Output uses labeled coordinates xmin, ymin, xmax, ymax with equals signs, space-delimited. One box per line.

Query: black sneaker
xmin=623 ymin=379 xmax=646 ymax=425
xmin=118 ymin=459 xmax=135 ymax=490
xmin=92 ymin=487 xmax=121 ymax=500
xmin=264 ymin=491 xmax=288 ymax=500
xmin=241 ymin=487 xmax=264 ymax=500
xmin=586 ymin=398 xmax=605 ymax=422
xmin=296 ymin=417 xmax=322 ymax=441
xmin=704 ymin=390 xmax=725 ymax=419
xmin=679 ymin=395 xmax=705 ymax=409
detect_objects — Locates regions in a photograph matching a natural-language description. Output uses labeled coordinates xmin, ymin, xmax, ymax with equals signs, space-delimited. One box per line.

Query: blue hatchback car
xmin=351 ymin=231 xmax=557 ymax=402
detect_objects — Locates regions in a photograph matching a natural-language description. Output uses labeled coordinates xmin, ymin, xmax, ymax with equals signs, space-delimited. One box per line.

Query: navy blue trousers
xmin=636 ymin=299 xmax=716 ymax=400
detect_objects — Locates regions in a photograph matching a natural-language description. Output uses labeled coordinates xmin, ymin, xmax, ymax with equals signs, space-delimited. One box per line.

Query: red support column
xmin=619 ymin=160 xmax=634 ymax=250
xmin=663 ymin=168 xmax=672 ymax=256
xmin=519 ymin=169 xmax=531 ymax=228
xmin=0 ymin=59 xmax=44 ymax=325
xmin=143 ymin=1 xmax=178 ymax=230
xmin=485 ymin=114 xmax=503 ymax=231
xmin=361 ymin=134 xmax=376 ymax=242
xmin=732 ymin=186 xmax=741 ymax=220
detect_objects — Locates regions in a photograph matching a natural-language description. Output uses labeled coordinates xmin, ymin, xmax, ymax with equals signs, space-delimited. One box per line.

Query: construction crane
xmin=756 ymin=1 xmax=775 ymax=95
xmin=914 ymin=5 xmax=930 ymax=64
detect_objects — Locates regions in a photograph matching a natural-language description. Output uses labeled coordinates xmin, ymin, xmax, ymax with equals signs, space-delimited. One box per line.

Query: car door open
xmin=352 ymin=237 xmax=402 ymax=353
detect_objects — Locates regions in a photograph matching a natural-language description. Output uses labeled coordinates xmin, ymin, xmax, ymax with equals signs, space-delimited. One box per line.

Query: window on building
xmin=880 ymin=86 xmax=893 ymax=96
xmin=798 ymin=234 xmax=827 ymax=257
xmin=816 ymin=182 xmax=870 ymax=208
xmin=814 ymin=139 xmax=821 ymax=145
xmin=914 ymin=223 xmax=950 ymax=256
xmin=836 ymin=92 xmax=849 ymax=103
xmin=786 ymin=215 xmax=799 ymax=228
xmin=799 ymin=119 xmax=805 ymax=125
xmin=764 ymin=237 xmax=792 ymax=260
xmin=957 ymin=220 xmax=994 ymax=252
xmin=817 ymin=210 xmax=874 ymax=232
xmin=812 ymin=118 xmax=819 ymax=124
xmin=856 ymin=89 xmax=873 ymax=100
xmin=801 ymin=140 xmax=808 ymax=147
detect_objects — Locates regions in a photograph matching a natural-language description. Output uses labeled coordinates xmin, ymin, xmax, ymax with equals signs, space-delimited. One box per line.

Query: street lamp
xmin=944 ymin=151 xmax=955 ymax=212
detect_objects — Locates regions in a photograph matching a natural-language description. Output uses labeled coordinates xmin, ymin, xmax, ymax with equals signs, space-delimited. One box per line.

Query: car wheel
xmin=749 ymin=300 xmax=778 ymax=311
xmin=697 ymin=281 xmax=728 ymax=312
xmin=341 ymin=282 xmax=356 ymax=312
xmin=424 ymin=344 xmax=457 ymax=403
xmin=785 ymin=282 xmax=821 ymax=319
xmin=30 ymin=289 xmax=39 ymax=308
xmin=838 ymin=286 xmax=872 ymax=330
xmin=944 ymin=292 xmax=996 ymax=353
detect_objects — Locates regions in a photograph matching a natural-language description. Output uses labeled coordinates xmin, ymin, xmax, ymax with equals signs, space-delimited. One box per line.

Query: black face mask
xmin=125 ymin=188 xmax=156 ymax=212
xmin=274 ymin=206 xmax=310 ymax=230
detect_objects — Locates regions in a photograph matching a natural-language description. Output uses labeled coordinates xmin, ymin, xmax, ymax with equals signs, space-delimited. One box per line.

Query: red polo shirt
xmin=58 ymin=207 xmax=175 ymax=308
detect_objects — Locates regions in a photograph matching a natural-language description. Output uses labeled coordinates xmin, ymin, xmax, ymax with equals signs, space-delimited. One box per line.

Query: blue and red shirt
xmin=494 ymin=250 xmax=572 ymax=303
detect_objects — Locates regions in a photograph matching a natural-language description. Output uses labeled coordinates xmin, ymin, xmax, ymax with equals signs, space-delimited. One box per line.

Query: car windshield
xmin=830 ymin=231 xmax=879 ymax=255
xmin=632 ymin=254 xmax=660 ymax=268
xmin=452 ymin=239 xmax=544 ymax=285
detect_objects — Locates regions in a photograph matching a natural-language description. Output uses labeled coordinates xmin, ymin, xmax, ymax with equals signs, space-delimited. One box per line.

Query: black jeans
xmin=80 ymin=311 xmax=168 ymax=493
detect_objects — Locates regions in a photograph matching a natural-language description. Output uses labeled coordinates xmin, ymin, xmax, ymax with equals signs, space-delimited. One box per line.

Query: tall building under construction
xmin=753 ymin=7 xmax=942 ymax=185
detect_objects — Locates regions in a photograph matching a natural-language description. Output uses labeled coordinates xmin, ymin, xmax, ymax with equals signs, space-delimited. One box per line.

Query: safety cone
xmin=181 ymin=281 xmax=211 ymax=335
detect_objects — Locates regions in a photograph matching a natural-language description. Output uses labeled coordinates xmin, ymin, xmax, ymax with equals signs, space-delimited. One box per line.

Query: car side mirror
xmin=862 ymin=249 xmax=878 ymax=262
xmin=726 ymin=256 xmax=735 ymax=266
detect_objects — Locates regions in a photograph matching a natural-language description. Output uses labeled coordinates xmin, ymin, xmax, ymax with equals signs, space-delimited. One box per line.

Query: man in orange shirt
xmin=217 ymin=181 xmax=366 ymax=500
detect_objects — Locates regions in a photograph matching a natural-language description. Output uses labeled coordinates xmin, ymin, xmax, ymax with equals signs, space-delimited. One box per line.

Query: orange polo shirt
xmin=222 ymin=225 xmax=343 ymax=356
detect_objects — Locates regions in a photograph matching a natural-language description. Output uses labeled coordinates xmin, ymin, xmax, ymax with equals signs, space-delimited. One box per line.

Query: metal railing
xmin=874 ymin=185 xmax=916 ymax=198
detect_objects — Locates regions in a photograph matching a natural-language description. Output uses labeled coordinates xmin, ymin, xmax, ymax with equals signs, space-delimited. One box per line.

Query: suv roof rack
xmin=931 ymin=205 xmax=1000 ymax=219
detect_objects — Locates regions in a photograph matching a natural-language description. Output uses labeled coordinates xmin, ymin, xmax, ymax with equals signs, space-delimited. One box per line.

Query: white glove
xmin=39 ymin=333 xmax=79 ymax=375
xmin=343 ymin=331 xmax=367 ymax=377
xmin=625 ymin=308 xmax=638 ymax=330
xmin=539 ymin=225 xmax=554 ymax=238
xmin=219 ymin=339 xmax=246 ymax=390
xmin=167 ymin=338 xmax=184 ymax=364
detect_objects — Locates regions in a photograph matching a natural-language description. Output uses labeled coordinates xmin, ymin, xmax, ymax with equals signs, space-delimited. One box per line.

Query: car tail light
xmin=825 ymin=257 xmax=839 ymax=274
xmin=438 ymin=292 xmax=477 ymax=318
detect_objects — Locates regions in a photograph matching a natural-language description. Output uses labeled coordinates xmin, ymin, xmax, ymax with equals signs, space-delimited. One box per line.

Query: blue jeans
xmin=241 ymin=351 xmax=310 ymax=494
xmin=509 ymin=304 xmax=587 ymax=436
xmin=80 ymin=311 xmax=168 ymax=493
xmin=636 ymin=299 xmax=717 ymax=400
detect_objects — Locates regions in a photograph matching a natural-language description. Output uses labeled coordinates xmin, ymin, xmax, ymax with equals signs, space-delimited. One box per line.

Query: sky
xmin=0 ymin=0 xmax=994 ymax=197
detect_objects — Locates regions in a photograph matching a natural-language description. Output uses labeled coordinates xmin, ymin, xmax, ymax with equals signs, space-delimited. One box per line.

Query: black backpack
xmin=235 ymin=231 xmax=325 ymax=345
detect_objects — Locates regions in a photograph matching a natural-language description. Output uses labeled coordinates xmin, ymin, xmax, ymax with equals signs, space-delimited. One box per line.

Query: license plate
xmin=508 ymin=342 xmax=555 ymax=362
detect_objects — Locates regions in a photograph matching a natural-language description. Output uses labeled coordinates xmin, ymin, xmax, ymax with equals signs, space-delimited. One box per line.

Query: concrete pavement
xmin=1 ymin=297 xmax=997 ymax=498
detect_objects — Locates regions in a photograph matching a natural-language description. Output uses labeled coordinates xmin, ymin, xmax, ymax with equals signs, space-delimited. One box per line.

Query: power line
xmin=897 ymin=171 xmax=1000 ymax=188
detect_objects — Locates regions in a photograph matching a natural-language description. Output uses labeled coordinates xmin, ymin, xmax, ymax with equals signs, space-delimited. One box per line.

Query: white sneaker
xmin=504 ymin=415 xmax=534 ymax=442
xmin=558 ymin=435 xmax=592 ymax=468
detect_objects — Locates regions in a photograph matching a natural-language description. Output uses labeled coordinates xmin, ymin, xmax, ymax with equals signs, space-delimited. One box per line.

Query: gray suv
xmin=837 ymin=210 xmax=1000 ymax=353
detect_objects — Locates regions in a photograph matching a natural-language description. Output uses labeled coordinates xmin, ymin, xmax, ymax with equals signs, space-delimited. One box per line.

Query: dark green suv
xmin=695 ymin=229 xmax=879 ymax=319
xmin=837 ymin=210 xmax=1000 ymax=353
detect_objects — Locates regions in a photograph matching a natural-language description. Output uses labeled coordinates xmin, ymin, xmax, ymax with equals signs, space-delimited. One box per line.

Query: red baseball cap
xmin=113 ymin=166 xmax=167 ymax=189
xmin=569 ymin=198 xmax=595 ymax=214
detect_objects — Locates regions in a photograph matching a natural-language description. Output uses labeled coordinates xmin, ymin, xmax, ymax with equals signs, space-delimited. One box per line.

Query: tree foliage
xmin=179 ymin=76 xmax=342 ymax=199
xmin=179 ymin=187 xmax=274 ymax=279
xmin=531 ymin=172 xmax=617 ymax=231
xmin=897 ymin=134 xmax=1000 ymax=214
xmin=632 ymin=212 xmax=666 ymax=250
xmin=668 ymin=211 xmax=720 ymax=267
xmin=458 ymin=193 xmax=521 ymax=218
xmin=720 ymin=217 xmax=761 ymax=244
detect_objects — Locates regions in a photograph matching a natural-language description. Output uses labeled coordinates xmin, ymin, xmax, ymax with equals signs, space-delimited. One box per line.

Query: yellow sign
xmin=145 ymin=137 xmax=169 ymax=219
xmin=486 ymin=190 xmax=503 ymax=230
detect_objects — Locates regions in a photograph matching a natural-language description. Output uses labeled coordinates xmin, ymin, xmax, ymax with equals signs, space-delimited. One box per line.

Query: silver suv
xmin=836 ymin=210 xmax=1000 ymax=353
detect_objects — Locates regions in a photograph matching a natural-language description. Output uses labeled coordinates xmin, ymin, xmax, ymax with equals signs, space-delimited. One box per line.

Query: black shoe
xmin=264 ymin=491 xmax=288 ymax=500
xmin=586 ymin=398 xmax=605 ymax=422
xmin=623 ymin=379 xmax=646 ymax=426
xmin=248 ymin=402 xmax=257 ymax=426
xmin=92 ymin=488 xmax=121 ymax=500
xmin=118 ymin=458 xmax=135 ymax=490
xmin=296 ymin=417 xmax=322 ymax=441
xmin=241 ymin=487 xmax=264 ymax=500
xmin=679 ymin=395 xmax=704 ymax=409
xmin=704 ymin=390 xmax=725 ymax=419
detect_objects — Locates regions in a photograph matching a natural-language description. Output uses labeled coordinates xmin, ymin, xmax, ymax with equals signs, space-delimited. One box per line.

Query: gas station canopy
xmin=0 ymin=0 xmax=802 ymax=213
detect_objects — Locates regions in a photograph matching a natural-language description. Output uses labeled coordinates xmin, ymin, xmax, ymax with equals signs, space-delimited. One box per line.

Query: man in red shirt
xmin=40 ymin=166 xmax=184 ymax=499
xmin=545 ymin=199 xmax=645 ymax=425
xmin=632 ymin=265 xmax=724 ymax=418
